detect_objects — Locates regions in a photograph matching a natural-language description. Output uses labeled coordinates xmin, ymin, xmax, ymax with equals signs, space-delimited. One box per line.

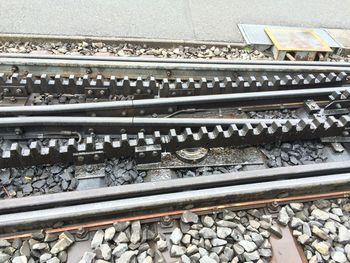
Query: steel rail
xmin=0 ymin=87 xmax=346 ymax=117
xmin=1 ymin=54 xmax=350 ymax=78
xmin=0 ymin=117 xmax=300 ymax=134
xmin=0 ymin=172 xmax=349 ymax=232
xmin=1 ymin=160 xmax=349 ymax=215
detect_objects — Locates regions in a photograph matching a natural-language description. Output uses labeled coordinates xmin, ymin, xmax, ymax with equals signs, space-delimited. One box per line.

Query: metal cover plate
xmin=265 ymin=27 xmax=332 ymax=52
xmin=238 ymin=24 xmax=341 ymax=49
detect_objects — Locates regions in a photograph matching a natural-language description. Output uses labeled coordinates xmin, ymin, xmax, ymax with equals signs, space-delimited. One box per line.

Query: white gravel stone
xmin=331 ymin=250 xmax=347 ymax=263
xmin=170 ymin=228 xmax=183 ymax=245
xmin=216 ymin=227 xmax=232 ymax=239
xmin=99 ymin=244 xmax=111 ymax=260
xmin=115 ymin=251 xmax=138 ymax=263
xmin=297 ymin=234 xmax=310 ymax=244
xmin=115 ymin=232 xmax=129 ymax=243
xmin=0 ymin=239 xmax=11 ymax=247
xmin=104 ymin=227 xmax=116 ymax=241
xmin=181 ymin=234 xmax=191 ymax=245
xmin=338 ymin=226 xmax=350 ymax=243
xmin=311 ymin=209 xmax=330 ymax=221
xmin=202 ymin=216 xmax=215 ymax=227
xmin=91 ymin=230 xmax=104 ymax=249
xmin=216 ymin=220 xmax=236 ymax=228
xmin=289 ymin=203 xmax=304 ymax=211
xmin=46 ymin=258 xmax=60 ymax=263
xmin=170 ymin=245 xmax=186 ymax=257
xmin=39 ymin=253 xmax=52 ymax=263
xmin=181 ymin=211 xmax=199 ymax=224
xmin=0 ymin=253 xmax=11 ymax=262
xmin=211 ymin=238 xmax=227 ymax=247
xmin=199 ymin=228 xmax=216 ymax=239
xmin=199 ymin=255 xmax=217 ymax=263
xmin=238 ymin=240 xmax=257 ymax=252
xmin=112 ymin=243 xmax=128 ymax=257
xmin=12 ymin=256 xmax=28 ymax=263
xmin=130 ymin=221 xmax=141 ymax=244
xmin=243 ymin=251 xmax=260 ymax=261
xmin=314 ymin=241 xmax=330 ymax=256
xmin=157 ymin=239 xmax=168 ymax=251
xmin=278 ymin=207 xmax=290 ymax=225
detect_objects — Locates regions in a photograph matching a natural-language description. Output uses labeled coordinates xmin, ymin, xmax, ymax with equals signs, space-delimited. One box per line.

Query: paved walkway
xmin=0 ymin=0 xmax=350 ymax=43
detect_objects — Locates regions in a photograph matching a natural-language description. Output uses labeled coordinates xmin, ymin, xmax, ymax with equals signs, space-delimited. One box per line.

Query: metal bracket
xmin=304 ymin=100 xmax=321 ymax=114
xmin=73 ymin=150 xmax=105 ymax=165
xmin=135 ymin=145 xmax=162 ymax=164
xmin=85 ymin=86 xmax=110 ymax=99
xmin=1 ymin=85 xmax=28 ymax=97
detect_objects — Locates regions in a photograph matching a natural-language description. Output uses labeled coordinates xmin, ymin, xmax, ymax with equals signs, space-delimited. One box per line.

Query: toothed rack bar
xmin=0 ymin=71 xmax=347 ymax=99
xmin=1 ymin=115 xmax=349 ymax=168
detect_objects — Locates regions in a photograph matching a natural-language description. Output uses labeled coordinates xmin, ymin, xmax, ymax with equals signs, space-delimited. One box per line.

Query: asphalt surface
xmin=0 ymin=0 xmax=350 ymax=43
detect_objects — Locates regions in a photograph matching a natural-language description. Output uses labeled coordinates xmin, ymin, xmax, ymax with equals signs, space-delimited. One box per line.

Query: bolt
xmin=10 ymin=96 xmax=16 ymax=103
xmin=93 ymin=154 xmax=99 ymax=161
xmin=166 ymin=70 xmax=171 ymax=77
xmin=140 ymin=109 xmax=145 ymax=115
xmin=77 ymin=156 xmax=84 ymax=162
xmin=343 ymin=131 xmax=349 ymax=136
xmin=136 ymin=89 xmax=141 ymax=94
xmin=15 ymin=88 xmax=22 ymax=95
xmin=168 ymin=107 xmax=174 ymax=113
xmin=75 ymin=227 xmax=88 ymax=239
xmin=11 ymin=65 xmax=19 ymax=72
xmin=86 ymin=68 xmax=92 ymax=74
xmin=171 ymin=91 xmax=176 ymax=96
xmin=100 ymin=90 xmax=105 ymax=96
xmin=161 ymin=216 xmax=172 ymax=225
xmin=147 ymin=89 xmax=151 ymax=94
xmin=87 ymin=89 xmax=93 ymax=95
xmin=121 ymin=111 xmax=127 ymax=116
xmin=152 ymin=151 xmax=158 ymax=157
xmin=14 ymin=128 xmax=22 ymax=135
xmin=152 ymin=113 xmax=158 ymax=118
xmin=187 ymin=91 xmax=192 ymax=96
xmin=336 ymin=103 xmax=342 ymax=109
xmin=139 ymin=152 xmax=145 ymax=158
xmin=91 ymin=113 xmax=96 ymax=117
xmin=3 ymin=88 xmax=9 ymax=94
xmin=120 ymin=128 xmax=126 ymax=133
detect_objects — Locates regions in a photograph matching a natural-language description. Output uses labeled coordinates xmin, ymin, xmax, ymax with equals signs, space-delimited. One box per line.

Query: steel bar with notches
xmin=0 ymin=114 xmax=349 ymax=168
xmin=0 ymin=71 xmax=347 ymax=99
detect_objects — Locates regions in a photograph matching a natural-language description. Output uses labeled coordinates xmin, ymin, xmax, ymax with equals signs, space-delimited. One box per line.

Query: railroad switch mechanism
xmin=265 ymin=27 xmax=332 ymax=61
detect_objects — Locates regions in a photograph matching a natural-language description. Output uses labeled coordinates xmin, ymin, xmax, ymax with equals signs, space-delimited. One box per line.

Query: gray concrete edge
xmin=0 ymin=33 xmax=246 ymax=48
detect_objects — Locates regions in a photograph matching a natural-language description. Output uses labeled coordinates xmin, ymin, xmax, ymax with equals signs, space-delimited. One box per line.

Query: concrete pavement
xmin=0 ymin=0 xmax=350 ymax=43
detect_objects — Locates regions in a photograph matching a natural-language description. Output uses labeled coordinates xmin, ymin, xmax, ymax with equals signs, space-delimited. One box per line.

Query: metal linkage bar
xmin=0 ymin=72 xmax=347 ymax=99
xmin=0 ymin=87 xmax=347 ymax=117
xmin=1 ymin=115 xmax=349 ymax=168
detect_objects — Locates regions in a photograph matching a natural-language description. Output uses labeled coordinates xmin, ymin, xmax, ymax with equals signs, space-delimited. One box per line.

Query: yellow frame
xmin=265 ymin=27 xmax=332 ymax=52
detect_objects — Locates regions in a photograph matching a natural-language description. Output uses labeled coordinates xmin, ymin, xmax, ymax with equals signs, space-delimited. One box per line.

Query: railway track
xmin=1 ymin=55 xmax=350 ymax=263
